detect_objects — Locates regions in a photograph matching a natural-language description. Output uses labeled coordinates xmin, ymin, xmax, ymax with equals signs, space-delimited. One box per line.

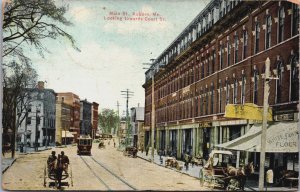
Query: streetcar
xmin=77 ymin=135 xmax=92 ymax=155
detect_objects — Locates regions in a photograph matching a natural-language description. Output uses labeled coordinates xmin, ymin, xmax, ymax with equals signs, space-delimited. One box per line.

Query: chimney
xmin=37 ymin=81 xmax=44 ymax=90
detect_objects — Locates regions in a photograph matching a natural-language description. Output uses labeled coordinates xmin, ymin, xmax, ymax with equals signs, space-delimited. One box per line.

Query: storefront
xmin=217 ymin=121 xmax=299 ymax=170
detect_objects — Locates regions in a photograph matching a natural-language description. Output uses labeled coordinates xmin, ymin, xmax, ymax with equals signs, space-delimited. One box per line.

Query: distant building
xmin=130 ymin=106 xmax=144 ymax=148
xmin=80 ymin=99 xmax=92 ymax=136
xmin=91 ymin=102 xmax=99 ymax=139
xmin=55 ymin=98 xmax=72 ymax=145
xmin=17 ymin=81 xmax=56 ymax=147
xmin=56 ymin=92 xmax=80 ymax=140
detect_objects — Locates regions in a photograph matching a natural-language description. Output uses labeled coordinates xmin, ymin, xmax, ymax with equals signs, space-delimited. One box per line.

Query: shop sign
xmin=274 ymin=113 xmax=294 ymax=121
xmin=199 ymin=122 xmax=212 ymax=127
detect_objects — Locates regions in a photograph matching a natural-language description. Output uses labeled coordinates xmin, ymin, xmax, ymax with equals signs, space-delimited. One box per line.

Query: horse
xmin=224 ymin=162 xmax=254 ymax=190
xmin=55 ymin=154 xmax=64 ymax=188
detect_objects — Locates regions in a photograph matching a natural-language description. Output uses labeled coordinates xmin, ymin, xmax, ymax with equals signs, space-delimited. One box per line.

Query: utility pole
xmin=121 ymin=89 xmax=134 ymax=147
xmin=143 ymin=59 xmax=163 ymax=163
xmin=116 ymin=101 xmax=121 ymax=147
xmin=258 ymin=57 xmax=270 ymax=191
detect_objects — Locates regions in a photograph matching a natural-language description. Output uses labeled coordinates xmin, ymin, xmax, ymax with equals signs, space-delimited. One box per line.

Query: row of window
xmin=150 ymin=4 xmax=299 ymax=102
xmin=146 ymin=0 xmax=243 ymax=81
xmin=145 ymin=54 xmax=299 ymax=125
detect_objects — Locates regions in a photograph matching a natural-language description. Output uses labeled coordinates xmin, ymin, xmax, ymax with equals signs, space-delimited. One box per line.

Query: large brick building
xmin=143 ymin=0 xmax=299 ymax=170
xmin=56 ymin=92 xmax=81 ymax=140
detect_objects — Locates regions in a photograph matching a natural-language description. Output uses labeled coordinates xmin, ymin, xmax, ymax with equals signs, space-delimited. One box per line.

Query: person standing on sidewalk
xmin=145 ymin=143 xmax=150 ymax=156
xmin=184 ymin=153 xmax=190 ymax=171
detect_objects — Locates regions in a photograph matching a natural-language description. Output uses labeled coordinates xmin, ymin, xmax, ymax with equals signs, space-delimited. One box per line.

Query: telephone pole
xmin=258 ymin=57 xmax=270 ymax=191
xmin=121 ymin=89 xmax=134 ymax=147
xmin=116 ymin=101 xmax=121 ymax=147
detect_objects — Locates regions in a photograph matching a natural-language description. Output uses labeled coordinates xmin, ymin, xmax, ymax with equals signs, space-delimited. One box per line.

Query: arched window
xmin=290 ymin=54 xmax=299 ymax=101
xmin=253 ymin=69 xmax=259 ymax=104
xmin=265 ymin=15 xmax=272 ymax=49
xmin=218 ymin=80 xmax=222 ymax=113
xmin=226 ymin=79 xmax=230 ymax=105
xmin=275 ymin=59 xmax=284 ymax=103
xmin=255 ymin=23 xmax=260 ymax=53
xmin=205 ymin=87 xmax=209 ymax=115
xmin=292 ymin=3 xmax=299 ymax=36
xmin=220 ymin=43 xmax=224 ymax=69
xmin=212 ymin=50 xmax=216 ymax=74
xmin=211 ymin=83 xmax=214 ymax=114
xmin=241 ymin=75 xmax=246 ymax=104
xmin=278 ymin=7 xmax=285 ymax=43
xmin=234 ymin=34 xmax=239 ymax=63
xmin=233 ymin=79 xmax=238 ymax=104
xmin=243 ymin=30 xmax=248 ymax=59
xmin=227 ymin=38 xmax=231 ymax=66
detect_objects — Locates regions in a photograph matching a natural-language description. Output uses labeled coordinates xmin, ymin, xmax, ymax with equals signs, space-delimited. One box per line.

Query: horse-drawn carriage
xmin=123 ymin=146 xmax=138 ymax=157
xmin=199 ymin=150 xmax=254 ymax=190
xmin=44 ymin=152 xmax=73 ymax=188
xmin=98 ymin=140 xmax=105 ymax=149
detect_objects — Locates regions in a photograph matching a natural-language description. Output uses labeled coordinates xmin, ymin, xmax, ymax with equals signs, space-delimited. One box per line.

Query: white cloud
xmin=70 ymin=6 xmax=93 ymax=23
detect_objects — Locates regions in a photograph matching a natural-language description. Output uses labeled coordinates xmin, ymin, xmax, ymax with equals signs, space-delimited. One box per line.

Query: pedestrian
xmin=184 ymin=153 xmax=190 ymax=171
xmin=47 ymin=151 xmax=57 ymax=173
xmin=146 ymin=144 xmax=149 ymax=156
xmin=141 ymin=144 xmax=144 ymax=153
xmin=60 ymin=151 xmax=69 ymax=174
xmin=114 ymin=141 xmax=116 ymax=148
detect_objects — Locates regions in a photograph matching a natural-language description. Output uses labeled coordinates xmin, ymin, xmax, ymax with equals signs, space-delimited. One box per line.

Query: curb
xmin=2 ymin=158 xmax=16 ymax=174
xmin=136 ymin=155 xmax=200 ymax=179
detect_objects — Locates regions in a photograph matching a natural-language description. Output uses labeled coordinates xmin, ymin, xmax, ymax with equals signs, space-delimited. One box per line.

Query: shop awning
xmin=62 ymin=131 xmax=74 ymax=138
xmin=216 ymin=121 xmax=298 ymax=153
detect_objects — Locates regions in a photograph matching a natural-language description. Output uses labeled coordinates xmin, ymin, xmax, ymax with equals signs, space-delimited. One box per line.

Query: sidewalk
xmin=2 ymin=146 xmax=53 ymax=174
xmin=137 ymin=151 xmax=298 ymax=191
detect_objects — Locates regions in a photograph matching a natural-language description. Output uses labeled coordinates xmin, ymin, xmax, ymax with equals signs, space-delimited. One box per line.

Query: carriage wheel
xmin=43 ymin=165 xmax=47 ymax=187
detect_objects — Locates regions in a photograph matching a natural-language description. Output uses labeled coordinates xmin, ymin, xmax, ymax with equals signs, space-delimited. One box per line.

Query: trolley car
xmin=77 ymin=135 xmax=92 ymax=155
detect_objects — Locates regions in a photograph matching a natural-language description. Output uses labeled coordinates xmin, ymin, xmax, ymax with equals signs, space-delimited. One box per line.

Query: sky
xmin=22 ymin=0 xmax=208 ymax=113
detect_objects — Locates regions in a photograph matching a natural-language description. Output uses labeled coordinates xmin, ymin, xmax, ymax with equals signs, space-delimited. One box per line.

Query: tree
xmin=98 ymin=109 xmax=119 ymax=134
xmin=3 ymin=0 xmax=79 ymax=64
xmin=2 ymin=61 xmax=38 ymax=158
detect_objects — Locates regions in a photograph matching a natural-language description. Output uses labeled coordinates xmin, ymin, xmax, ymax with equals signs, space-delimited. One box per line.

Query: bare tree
xmin=3 ymin=0 xmax=79 ymax=64
xmin=2 ymin=61 xmax=38 ymax=158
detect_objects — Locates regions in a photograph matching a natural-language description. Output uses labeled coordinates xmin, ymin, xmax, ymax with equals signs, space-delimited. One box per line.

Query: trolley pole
xmin=258 ymin=57 xmax=270 ymax=191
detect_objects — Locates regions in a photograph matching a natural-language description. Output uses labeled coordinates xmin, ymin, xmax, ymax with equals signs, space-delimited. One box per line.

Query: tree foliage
xmin=98 ymin=109 xmax=119 ymax=134
xmin=2 ymin=61 xmax=38 ymax=157
xmin=3 ymin=0 xmax=79 ymax=64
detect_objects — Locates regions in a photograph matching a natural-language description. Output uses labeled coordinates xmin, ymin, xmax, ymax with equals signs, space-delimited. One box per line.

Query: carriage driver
xmin=60 ymin=151 xmax=70 ymax=174
xmin=47 ymin=151 xmax=57 ymax=173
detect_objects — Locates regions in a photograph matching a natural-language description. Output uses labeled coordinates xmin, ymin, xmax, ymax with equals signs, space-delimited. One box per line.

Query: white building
xmin=17 ymin=82 xmax=56 ymax=148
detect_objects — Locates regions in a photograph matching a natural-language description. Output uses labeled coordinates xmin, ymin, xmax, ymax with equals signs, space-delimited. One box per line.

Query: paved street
xmin=2 ymin=141 xmax=208 ymax=191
